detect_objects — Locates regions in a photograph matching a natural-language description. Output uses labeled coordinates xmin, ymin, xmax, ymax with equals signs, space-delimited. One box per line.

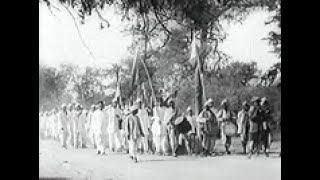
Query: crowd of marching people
xmin=39 ymin=95 xmax=278 ymax=163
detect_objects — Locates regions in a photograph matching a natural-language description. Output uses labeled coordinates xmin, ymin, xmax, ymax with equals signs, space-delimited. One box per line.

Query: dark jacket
xmin=125 ymin=114 xmax=144 ymax=140
xmin=176 ymin=116 xmax=192 ymax=134
xmin=248 ymin=106 xmax=260 ymax=133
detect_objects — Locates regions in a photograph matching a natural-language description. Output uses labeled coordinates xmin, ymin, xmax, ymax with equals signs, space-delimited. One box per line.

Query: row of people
xmin=39 ymin=96 xmax=275 ymax=162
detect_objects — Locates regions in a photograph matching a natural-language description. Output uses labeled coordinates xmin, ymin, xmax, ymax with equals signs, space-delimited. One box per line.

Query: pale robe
xmin=107 ymin=107 xmax=121 ymax=134
xmin=92 ymin=109 xmax=108 ymax=152
xmin=237 ymin=109 xmax=248 ymax=135
xmin=137 ymin=108 xmax=150 ymax=136
xmin=92 ymin=109 xmax=107 ymax=135
xmin=152 ymin=106 xmax=166 ymax=136
xmin=58 ymin=111 xmax=68 ymax=130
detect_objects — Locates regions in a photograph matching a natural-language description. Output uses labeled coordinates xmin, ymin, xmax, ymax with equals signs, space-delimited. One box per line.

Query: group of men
xmin=39 ymin=96 xmax=277 ymax=163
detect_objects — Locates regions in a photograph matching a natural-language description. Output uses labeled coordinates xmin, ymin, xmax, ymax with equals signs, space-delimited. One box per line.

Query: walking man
xmin=163 ymin=100 xmax=178 ymax=157
xmin=125 ymin=105 xmax=144 ymax=163
xmin=107 ymin=99 xmax=122 ymax=152
xmin=197 ymin=99 xmax=218 ymax=157
xmin=185 ymin=106 xmax=198 ymax=155
xmin=248 ymin=97 xmax=261 ymax=158
xmin=58 ymin=104 xmax=69 ymax=148
xmin=216 ymin=99 xmax=233 ymax=155
xmin=136 ymin=98 xmax=151 ymax=154
xmin=237 ymin=101 xmax=250 ymax=154
xmin=93 ymin=101 xmax=108 ymax=155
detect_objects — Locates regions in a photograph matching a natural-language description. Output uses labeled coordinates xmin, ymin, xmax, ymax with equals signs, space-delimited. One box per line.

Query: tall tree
xmin=40 ymin=0 xmax=280 ymax=113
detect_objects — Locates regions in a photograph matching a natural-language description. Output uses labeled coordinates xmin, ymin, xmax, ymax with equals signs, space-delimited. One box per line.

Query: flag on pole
xmin=189 ymin=33 xmax=200 ymax=68
xmin=129 ymin=48 xmax=139 ymax=103
xmin=130 ymin=48 xmax=139 ymax=90
xmin=115 ymin=80 xmax=121 ymax=100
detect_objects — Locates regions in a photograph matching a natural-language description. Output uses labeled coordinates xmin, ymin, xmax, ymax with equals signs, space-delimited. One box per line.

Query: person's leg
xmin=108 ymin=132 xmax=114 ymax=152
xmin=133 ymin=139 xmax=138 ymax=162
xmin=202 ymin=133 xmax=208 ymax=156
xmin=136 ymin=137 xmax=142 ymax=154
xmin=74 ymin=130 xmax=78 ymax=148
xmin=161 ymin=135 xmax=168 ymax=155
xmin=184 ymin=134 xmax=191 ymax=156
xmin=206 ymin=135 xmax=211 ymax=156
xmin=209 ymin=137 xmax=216 ymax=156
xmin=169 ymin=129 xmax=177 ymax=156
xmin=247 ymin=141 xmax=254 ymax=158
xmin=63 ymin=129 xmax=68 ymax=148
xmin=248 ymin=132 xmax=257 ymax=158
xmin=114 ymin=131 xmax=121 ymax=151
xmin=268 ymin=132 xmax=273 ymax=151
xmin=262 ymin=131 xmax=269 ymax=157
xmin=194 ymin=135 xmax=200 ymax=155
xmin=128 ymin=139 xmax=134 ymax=158
xmin=155 ymin=134 xmax=161 ymax=154
xmin=143 ymin=134 xmax=149 ymax=153
xmin=70 ymin=124 xmax=75 ymax=147
xmin=241 ymin=139 xmax=247 ymax=154
xmin=225 ymin=136 xmax=231 ymax=154
xmin=92 ymin=132 xmax=97 ymax=149
xmin=67 ymin=125 xmax=72 ymax=147
xmin=59 ymin=128 xmax=65 ymax=148
xmin=188 ymin=134 xmax=194 ymax=154
xmin=95 ymin=133 xmax=101 ymax=154
xmin=241 ymin=132 xmax=248 ymax=154
xmin=80 ymin=129 xmax=87 ymax=148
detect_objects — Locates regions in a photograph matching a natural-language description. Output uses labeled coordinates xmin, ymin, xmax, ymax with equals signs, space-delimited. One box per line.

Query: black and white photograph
xmin=39 ymin=0 xmax=281 ymax=179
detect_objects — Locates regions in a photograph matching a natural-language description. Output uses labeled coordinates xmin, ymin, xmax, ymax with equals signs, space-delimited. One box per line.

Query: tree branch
xmin=154 ymin=10 xmax=172 ymax=36
xmin=61 ymin=3 xmax=97 ymax=62
xmin=95 ymin=8 xmax=110 ymax=28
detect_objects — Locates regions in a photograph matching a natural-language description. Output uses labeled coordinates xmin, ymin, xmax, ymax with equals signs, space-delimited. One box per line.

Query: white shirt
xmin=137 ymin=108 xmax=150 ymax=135
xmin=107 ymin=107 xmax=121 ymax=133
xmin=59 ymin=111 xmax=68 ymax=129
xmin=92 ymin=109 xmax=107 ymax=134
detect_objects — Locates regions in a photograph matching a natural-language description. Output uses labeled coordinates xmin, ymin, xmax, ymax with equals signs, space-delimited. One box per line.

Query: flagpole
xmin=196 ymin=38 xmax=206 ymax=108
xmin=140 ymin=57 xmax=156 ymax=108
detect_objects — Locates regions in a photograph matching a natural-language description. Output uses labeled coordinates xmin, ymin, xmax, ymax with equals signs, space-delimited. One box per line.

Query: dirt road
xmin=39 ymin=138 xmax=281 ymax=180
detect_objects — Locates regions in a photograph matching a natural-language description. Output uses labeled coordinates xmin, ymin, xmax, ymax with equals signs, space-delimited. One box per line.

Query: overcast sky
xmin=39 ymin=4 xmax=280 ymax=71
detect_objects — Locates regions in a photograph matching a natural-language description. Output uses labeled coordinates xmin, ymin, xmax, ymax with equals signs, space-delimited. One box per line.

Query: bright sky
xmin=39 ymin=4 xmax=280 ymax=71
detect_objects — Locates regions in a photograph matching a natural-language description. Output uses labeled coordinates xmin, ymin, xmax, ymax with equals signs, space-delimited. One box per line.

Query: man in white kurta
xmin=75 ymin=105 xmax=87 ymax=148
xmin=67 ymin=104 xmax=75 ymax=147
xmin=58 ymin=105 xmax=69 ymax=148
xmin=237 ymin=101 xmax=250 ymax=154
xmin=92 ymin=101 xmax=108 ymax=154
xmin=185 ymin=106 xmax=198 ymax=154
xmin=152 ymin=101 xmax=165 ymax=154
xmin=136 ymin=98 xmax=150 ymax=153
xmin=73 ymin=105 xmax=81 ymax=148
xmin=107 ymin=99 xmax=122 ymax=152
xmin=53 ymin=111 xmax=59 ymax=140
xmin=163 ymin=101 xmax=178 ymax=156
xmin=86 ymin=105 xmax=96 ymax=148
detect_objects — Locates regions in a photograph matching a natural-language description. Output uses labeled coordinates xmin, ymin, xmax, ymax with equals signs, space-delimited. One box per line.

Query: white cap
xmin=130 ymin=105 xmax=138 ymax=112
xmin=186 ymin=106 xmax=192 ymax=112
xmin=260 ymin=97 xmax=267 ymax=105
xmin=136 ymin=98 xmax=142 ymax=103
xmin=220 ymin=99 xmax=228 ymax=106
